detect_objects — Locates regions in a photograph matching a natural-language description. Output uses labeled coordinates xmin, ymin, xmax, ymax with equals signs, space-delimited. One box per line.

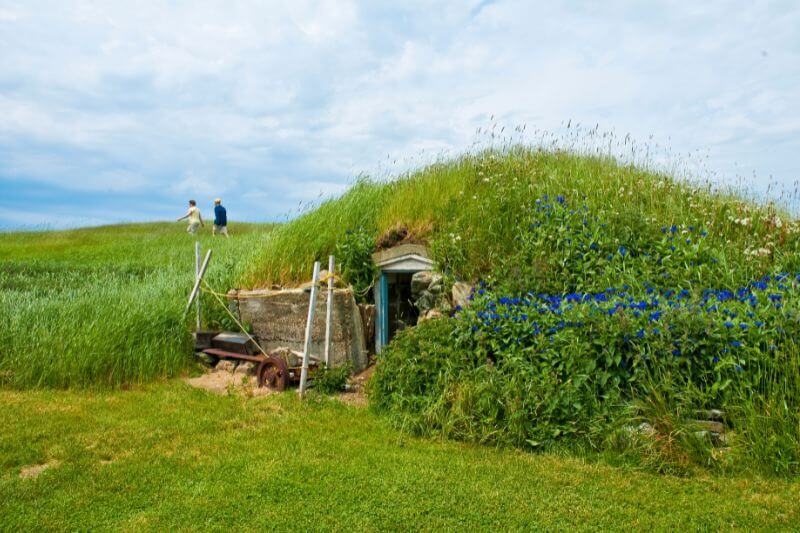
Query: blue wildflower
xmin=731 ymin=340 xmax=742 ymax=348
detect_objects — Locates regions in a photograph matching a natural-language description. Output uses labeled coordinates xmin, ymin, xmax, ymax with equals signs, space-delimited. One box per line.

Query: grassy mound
xmin=241 ymin=147 xmax=800 ymax=475
xmin=0 ymin=223 xmax=273 ymax=388
xmin=242 ymin=148 xmax=796 ymax=288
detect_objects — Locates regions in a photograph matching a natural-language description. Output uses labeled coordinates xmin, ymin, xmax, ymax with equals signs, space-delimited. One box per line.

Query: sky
xmin=0 ymin=1 xmax=799 ymax=229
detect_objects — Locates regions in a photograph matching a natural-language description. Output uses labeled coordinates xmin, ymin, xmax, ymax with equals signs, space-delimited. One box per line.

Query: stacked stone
xmin=411 ymin=272 xmax=475 ymax=323
xmin=693 ymin=409 xmax=728 ymax=447
xmin=411 ymin=271 xmax=447 ymax=323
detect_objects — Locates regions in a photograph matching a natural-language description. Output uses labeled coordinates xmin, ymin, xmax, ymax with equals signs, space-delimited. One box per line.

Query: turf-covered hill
xmin=243 ymin=147 xmax=800 ymax=476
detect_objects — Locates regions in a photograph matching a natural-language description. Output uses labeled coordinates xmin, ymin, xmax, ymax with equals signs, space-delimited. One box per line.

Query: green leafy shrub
xmin=336 ymin=228 xmax=377 ymax=303
xmin=314 ymin=362 xmax=353 ymax=394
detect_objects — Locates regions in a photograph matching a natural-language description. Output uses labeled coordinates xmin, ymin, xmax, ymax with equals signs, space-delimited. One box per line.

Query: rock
xmin=418 ymin=309 xmax=443 ymax=323
xmin=411 ymin=271 xmax=434 ymax=296
xmin=427 ymin=273 xmax=444 ymax=294
xmin=694 ymin=429 xmax=728 ymax=447
xmin=694 ymin=430 xmax=712 ymax=442
xmin=234 ymin=362 xmax=256 ymax=376
xmin=414 ymin=291 xmax=436 ymax=313
xmin=692 ymin=420 xmax=725 ymax=434
xmin=235 ymin=287 xmax=368 ymax=372
xmin=358 ymin=304 xmax=376 ymax=353
xmin=696 ymin=409 xmax=725 ymax=422
xmin=452 ymin=282 xmax=474 ymax=309
xmin=637 ymin=422 xmax=656 ymax=436
xmin=216 ymin=360 xmax=236 ymax=373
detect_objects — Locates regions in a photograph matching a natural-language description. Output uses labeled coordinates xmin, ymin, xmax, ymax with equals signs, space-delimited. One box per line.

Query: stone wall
xmin=229 ymin=287 xmax=368 ymax=372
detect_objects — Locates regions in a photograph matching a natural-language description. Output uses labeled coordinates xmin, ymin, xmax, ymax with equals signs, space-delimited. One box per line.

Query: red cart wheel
xmin=258 ymin=356 xmax=289 ymax=391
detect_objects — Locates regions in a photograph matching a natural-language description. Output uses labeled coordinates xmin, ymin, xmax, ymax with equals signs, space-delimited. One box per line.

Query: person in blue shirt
xmin=212 ymin=198 xmax=228 ymax=238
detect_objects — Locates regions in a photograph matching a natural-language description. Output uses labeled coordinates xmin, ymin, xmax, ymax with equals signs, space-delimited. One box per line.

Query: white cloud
xmin=0 ymin=0 xmax=798 ymax=228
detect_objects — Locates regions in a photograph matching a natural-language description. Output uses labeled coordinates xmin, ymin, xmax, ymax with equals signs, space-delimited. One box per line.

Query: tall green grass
xmin=243 ymin=147 xmax=798 ymax=288
xmin=0 ymin=223 xmax=274 ymax=388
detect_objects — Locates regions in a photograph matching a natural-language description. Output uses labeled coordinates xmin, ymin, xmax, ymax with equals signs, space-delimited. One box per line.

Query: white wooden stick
xmin=299 ymin=261 xmax=321 ymax=399
xmin=195 ymin=241 xmax=202 ymax=331
xmin=183 ymin=250 xmax=212 ymax=318
xmin=324 ymin=255 xmax=335 ymax=367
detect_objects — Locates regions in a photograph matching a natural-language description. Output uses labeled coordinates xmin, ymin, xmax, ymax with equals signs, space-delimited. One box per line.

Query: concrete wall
xmin=229 ymin=288 xmax=368 ymax=372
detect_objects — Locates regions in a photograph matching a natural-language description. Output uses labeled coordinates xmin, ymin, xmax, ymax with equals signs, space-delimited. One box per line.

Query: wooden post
xmin=183 ymin=250 xmax=212 ymax=318
xmin=324 ymin=255 xmax=335 ymax=367
xmin=195 ymin=241 xmax=202 ymax=331
xmin=299 ymin=261 xmax=321 ymax=399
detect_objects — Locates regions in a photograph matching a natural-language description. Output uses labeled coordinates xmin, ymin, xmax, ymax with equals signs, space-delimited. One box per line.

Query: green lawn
xmin=1 ymin=382 xmax=798 ymax=531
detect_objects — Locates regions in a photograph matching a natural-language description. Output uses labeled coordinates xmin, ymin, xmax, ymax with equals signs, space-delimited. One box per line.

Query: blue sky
xmin=1 ymin=1 xmax=798 ymax=229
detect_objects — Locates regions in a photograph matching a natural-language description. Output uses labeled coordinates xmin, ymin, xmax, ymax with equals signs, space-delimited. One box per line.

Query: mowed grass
xmin=1 ymin=382 xmax=798 ymax=531
xmin=0 ymin=222 xmax=274 ymax=388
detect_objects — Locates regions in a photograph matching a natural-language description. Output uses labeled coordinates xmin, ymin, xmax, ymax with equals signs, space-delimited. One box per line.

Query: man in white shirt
xmin=177 ymin=199 xmax=204 ymax=234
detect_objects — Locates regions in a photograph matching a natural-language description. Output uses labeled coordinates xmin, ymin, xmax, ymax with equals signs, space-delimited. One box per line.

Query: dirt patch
xmin=376 ymin=223 xmax=431 ymax=250
xmin=337 ymin=363 xmax=375 ymax=407
xmin=19 ymin=460 xmax=60 ymax=480
xmin=184 ymin=361 xmax=273 ymax=397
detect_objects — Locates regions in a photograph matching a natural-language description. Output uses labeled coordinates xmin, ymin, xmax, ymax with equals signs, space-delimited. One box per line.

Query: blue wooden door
xmin=375 ymin=272 xmax=389 ymax=354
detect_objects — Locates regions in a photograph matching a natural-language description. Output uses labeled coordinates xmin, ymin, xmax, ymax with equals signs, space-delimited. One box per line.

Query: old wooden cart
xmin=195 ymin=331 xmax=319 ymax=391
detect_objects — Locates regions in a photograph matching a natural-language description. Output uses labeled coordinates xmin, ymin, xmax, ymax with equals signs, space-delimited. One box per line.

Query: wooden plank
xmin=202 ymin=348 xmax=265 ymax=363
xmin=183 ymin=249 xmax=212 ymax=318
xmin=298 ymin=261 xmax=320 ymax=398
xmin=195 ymin=242 xmax=202 ymax=331
xmin=324 ymin=255 xmax=335 ymax=366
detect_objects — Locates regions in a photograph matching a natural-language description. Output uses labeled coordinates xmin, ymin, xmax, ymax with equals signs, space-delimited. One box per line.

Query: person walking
xmin=213 ymin=198 xmax=228 ymax=237
xmin=177 ymin=200 xmax=204 ymax=235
